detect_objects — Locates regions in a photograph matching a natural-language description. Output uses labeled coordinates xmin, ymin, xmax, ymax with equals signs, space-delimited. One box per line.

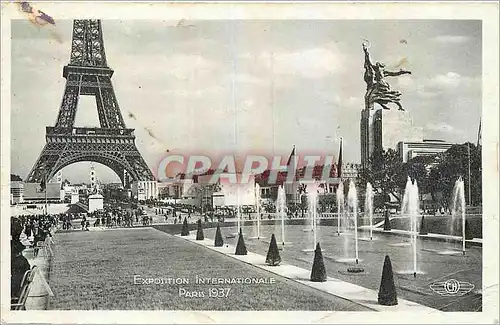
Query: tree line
xmin=358 ymin=142 xmax=482 ymax=210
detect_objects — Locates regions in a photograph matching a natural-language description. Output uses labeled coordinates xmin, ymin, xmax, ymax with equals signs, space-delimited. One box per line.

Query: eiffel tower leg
xmin=26 ymin=142 xmax=67 ymax=183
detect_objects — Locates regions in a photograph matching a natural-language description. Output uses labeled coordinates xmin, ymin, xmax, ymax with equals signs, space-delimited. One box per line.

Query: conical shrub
xmin=265 ymin=234 xmax=281 ymax=266
xmin=378 ymin=255 xmax=398 ymax=306
xmin=196 ymin=219 xmax=204 ymax=240
xmin=419 ymin=215 xmax=428 ymax=235
xmin=310 ymin=243 xmax=327 ymax=282
xmin=235 ymin=228 xmax=247 ymax=255
xmin=464 ymin=220 xmax=474 ymax=240
xmin=383 ymin=210 xmax=391 ymax=231
xmin=214 ymin=223 xmax=224 ymax=247
xmin=180 ymin=217 xmax=189 ymax=236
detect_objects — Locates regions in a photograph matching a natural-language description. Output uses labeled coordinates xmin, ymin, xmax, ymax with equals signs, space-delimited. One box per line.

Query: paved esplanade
xmin=48 ymin=228 xmax=369 ymax=310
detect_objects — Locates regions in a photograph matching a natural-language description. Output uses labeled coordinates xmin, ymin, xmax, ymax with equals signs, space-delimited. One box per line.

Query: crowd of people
xmin=11 ymin=214 xmax=56 ymax=304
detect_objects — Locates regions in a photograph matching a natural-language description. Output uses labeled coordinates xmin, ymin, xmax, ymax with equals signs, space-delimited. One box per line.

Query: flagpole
xmin=467 ymin=143 xmax=472 ymax=206
xmin=338 ymin=137 xmax=343 ymax=234
xmin=45 ymin=174 xmax=48 ymax=215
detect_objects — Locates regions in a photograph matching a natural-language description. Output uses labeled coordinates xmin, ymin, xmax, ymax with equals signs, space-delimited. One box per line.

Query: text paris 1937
xmin=178 ymin=287 xmax=231 ymax=298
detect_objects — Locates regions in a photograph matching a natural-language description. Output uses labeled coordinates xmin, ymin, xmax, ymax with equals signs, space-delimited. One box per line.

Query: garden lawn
xmin=48 ymin=228 xmax=368 ymax=310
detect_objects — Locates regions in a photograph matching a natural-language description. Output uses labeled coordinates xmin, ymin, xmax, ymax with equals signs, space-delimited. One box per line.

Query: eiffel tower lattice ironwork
xmin=26 ymin=19 xmax=155 ymax=186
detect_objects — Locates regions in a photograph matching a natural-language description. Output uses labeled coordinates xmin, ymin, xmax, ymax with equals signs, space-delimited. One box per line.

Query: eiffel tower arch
xmin=26 ymin=20 xmax=155 ymax=189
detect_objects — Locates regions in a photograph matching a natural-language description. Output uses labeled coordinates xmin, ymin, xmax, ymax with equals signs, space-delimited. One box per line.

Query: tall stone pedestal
xmin=361 ymin=108 xmax=423 ymax=168
xmin=88 ymin=194 xmax=104 ymax=212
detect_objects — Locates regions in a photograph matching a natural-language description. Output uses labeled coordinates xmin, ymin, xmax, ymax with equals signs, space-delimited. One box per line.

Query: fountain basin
xmin=388 ymin=242 xmax=412 ymax=247
xmin=347 ymin=266 xmax=365 ymax=273
xmin=279 ymin=241 xmax=293 ymax=246
xmin=333 ymin=257 xmax=363 ymax=264
xmin=437 ymin=249 xmax=464 ymax=255
xmin=338 ymin=269 xmax=368 ymax=276
xmin=395 ymin=270 xmax=426 ymax=277
xmin=301 ymin=248 xmax=323 ymax=253
xmin=359 ymin=237 xmax=378 ymax=242
xmin=338 ymin=232 xmax=354 ymax=237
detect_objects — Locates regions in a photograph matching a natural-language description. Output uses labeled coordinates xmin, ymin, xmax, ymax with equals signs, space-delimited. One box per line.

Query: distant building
xmin=70 ymin=189 xmax=79 ymax=204
xmin=23 ymin=182 xmax=62 ymax=202
xmin=341 ymin=163 xmax=360 ymax=179
xmin=10 ymin=181 xmax=24 ymax=204
xmin=157 ymin=179 xmax=209 ymax=205
xmin=397 ymin=140 xmax=455 ymax=162
xmin=131 ymin=181 xmax=158 ymax=201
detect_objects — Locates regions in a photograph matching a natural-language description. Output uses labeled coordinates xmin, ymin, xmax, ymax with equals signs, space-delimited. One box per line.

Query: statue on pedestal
xmin=363 ymin=41 xmax=411 ymax=111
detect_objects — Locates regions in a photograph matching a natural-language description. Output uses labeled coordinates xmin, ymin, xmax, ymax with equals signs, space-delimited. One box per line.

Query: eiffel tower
xmin=26 ymin=20 xmax=155 ymax=187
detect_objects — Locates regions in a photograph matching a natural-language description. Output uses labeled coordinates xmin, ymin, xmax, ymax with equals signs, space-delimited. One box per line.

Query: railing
xmin=46 ymin=127 xmax=134 ymax=136
xmin=74 ymin=201 xmax=89 ymax=212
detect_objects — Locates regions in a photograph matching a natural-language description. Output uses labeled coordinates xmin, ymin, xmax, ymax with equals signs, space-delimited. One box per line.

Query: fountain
xmin=396 ymin=177 xmax=423 ymax=277
xmin=302 ymin=186 xmax=313 ymax=233
xmin=308 ymin=186 xmax=318 ymax=250
xmin=449 ymin=177 xmax=466 ymax=255
xmin=389 ymin=177 xmax=413 ymax=247
xmin=336 ymin=180 xmax=360 ymax=264
xmin=411 ymin=180 xmax=419 ymax=277
xmin=422 ymin=177 xmax=466 ymax=257
xmin=276 ymin=185 xmax=287 ymax=245
xmin=236 ymin=185 xmax=242 ymax=236
xmin=365 ymin=182 xmax=374 ymax=240
xmin=347 ymin=180 xmax=359 ymax=264
xmin=250 ymin=183 xmax=261 ymax=239
xmin=301 ymin=183 xmax=318 ymax=252
xmin=336 ymin=181 xmax=344 ymax=235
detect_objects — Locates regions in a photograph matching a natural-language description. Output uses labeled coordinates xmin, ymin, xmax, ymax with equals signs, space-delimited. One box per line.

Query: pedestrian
xmin=10 ymin=240 xmax=30 ymax=303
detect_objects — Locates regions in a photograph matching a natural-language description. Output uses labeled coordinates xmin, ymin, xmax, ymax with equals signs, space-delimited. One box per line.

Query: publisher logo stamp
xmin=430 ymin=279 xmax=475 ymax=296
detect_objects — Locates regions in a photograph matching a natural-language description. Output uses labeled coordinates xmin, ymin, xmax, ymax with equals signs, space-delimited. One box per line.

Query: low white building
xmin=10 ymin=181 xmax=24 ymax=204
xmin=70 ymin=189 xmax=79 ymax=204
xmin=397 ymin=140 xmax=455 ymax=163
xmin=131 ymin=181 xmax=158 ymax=201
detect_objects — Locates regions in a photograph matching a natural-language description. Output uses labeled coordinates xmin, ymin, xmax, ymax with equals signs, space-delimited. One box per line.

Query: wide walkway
xmin=47 ymin=227 xmax=369 ymax=311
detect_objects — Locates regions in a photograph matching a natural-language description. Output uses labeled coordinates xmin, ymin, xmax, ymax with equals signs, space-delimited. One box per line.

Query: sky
xmin=11 ymin=19 xmax=482 ymax=183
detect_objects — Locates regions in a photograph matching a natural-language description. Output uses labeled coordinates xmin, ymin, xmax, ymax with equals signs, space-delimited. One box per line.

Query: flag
xmin=477 ymin=120 xmax=482 ymax=147
xmin=38 ymin=177 xmax=46 ymax=192
xmin=286 ymin=145 xmax=296 ymax=166
xmin=337 ymin=138 xmax=343 ymax=178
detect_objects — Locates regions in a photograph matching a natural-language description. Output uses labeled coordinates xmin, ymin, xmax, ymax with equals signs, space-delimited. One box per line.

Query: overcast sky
xmin=11 ymin=19 xmax=481 ymax=183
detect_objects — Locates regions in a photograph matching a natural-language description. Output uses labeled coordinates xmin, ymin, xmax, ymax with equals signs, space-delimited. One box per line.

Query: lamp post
xmin=467 ymin=143 xmax=472 ymax=206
